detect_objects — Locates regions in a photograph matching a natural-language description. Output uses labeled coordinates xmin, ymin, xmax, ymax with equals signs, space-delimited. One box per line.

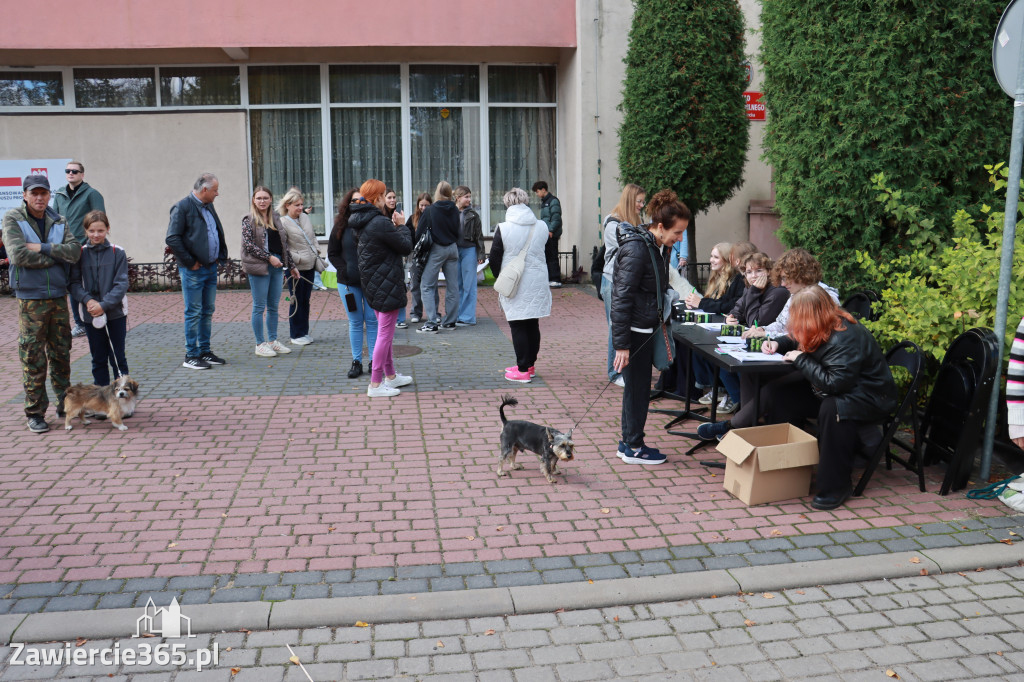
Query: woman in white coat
xmin=488 ymin=187 xmax=552 ymax=383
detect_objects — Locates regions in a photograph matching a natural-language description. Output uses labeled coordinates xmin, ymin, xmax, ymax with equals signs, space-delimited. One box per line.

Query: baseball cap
xmin=23 ymin=175 xmax=50 ymax=192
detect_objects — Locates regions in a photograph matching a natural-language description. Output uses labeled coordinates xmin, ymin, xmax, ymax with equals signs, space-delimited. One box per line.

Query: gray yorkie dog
xmin=497 ymin=395 xmax=575 ymax=483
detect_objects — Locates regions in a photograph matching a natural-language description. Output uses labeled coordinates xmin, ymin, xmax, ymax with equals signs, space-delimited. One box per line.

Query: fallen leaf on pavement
xmin=484 ymin=629 xmax=496 ymax=636
xmin=600 ymin=508 xmax=610 ymax=514
xmin=795 ymin=590 xmax=805 ymax=595
xmin=613 ymin=615 xmax=619 ymax=621
xmin=465 ymin=536 xmax=475 ymax=540
xmin=909 ymin=557 xmax=920 ymax=564
xmin=328 ymin=527 xmax=336 ymax=532
xmin=744 ymin=619 xmax=756 ymax=627
xmin=999 ymin=539 xmax=1014 ymax=545
xmin=355 ymin=621 xmax=369 ymax=627
xmin=919 ymin=569 xmax=928 ymax=576
xmin=957 ymin=572 xmax=966 ymax=576
xmin=976 ymin=567 xmax=985 ymax=572
xmin=496 ymin=526 xmax=504 ymax=531
xmin=436 ymin=641 xmax=444 ymax=648
xmin=238 ymin=629 xmax=251 ymax=635
xmin=75 ymin=637 xmax=87 ymax=647
xmin=770 ymin=530 xmax=782 ymax=536
xmin=886 ymin=670 xmax=900 ymax=679
xmin=588 ymin=580 xmax=594 ymax=584
xmin=230 ymin=667 xmax=241 ymax=676
xmin=1009 ymin=531 xmax=1019 ymax=536
xmin=225 ymin=647 xmax=232 ymax=652
xmin=167 ymin=543 xmax=177 ymax=548
xmin=289 ymin=656 xmax=300 ymax=665
xmin=554 ymin=608 xmax=565 ymax=613
xmin=762 ymin=593 xmax=775 ymax=599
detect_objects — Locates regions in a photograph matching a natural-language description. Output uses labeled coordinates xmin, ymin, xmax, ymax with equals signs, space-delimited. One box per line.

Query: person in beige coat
xmin=277 ymin=189 xmax=324 ymax=345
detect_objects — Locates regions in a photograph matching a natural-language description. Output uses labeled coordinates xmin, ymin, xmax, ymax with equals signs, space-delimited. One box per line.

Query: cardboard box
xmin=716 ymin=424 xmax=819 ymax=506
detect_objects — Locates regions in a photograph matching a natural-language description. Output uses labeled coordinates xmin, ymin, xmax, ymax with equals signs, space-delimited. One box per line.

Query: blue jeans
xmin=340 ymin=284 xmax=378 ymax=363
xmin=248 ymin=266 xmax=283 ymax=344
xmin=457 ymin=246 xmax=479 ymax=324
xmin=601 ymin=276 xmax=619 ymax=381
xmin=179 ymin=263 xmax=218 ymax=358
xmin=693 ymin=356 xmax=740 ymax=402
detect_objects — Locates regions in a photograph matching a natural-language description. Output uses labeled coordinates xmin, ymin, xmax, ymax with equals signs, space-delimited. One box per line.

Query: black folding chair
xmin=854 ymin=340 xmax=925 ymax=496
xmin=842 ymin=291 xmax=878 ymax=322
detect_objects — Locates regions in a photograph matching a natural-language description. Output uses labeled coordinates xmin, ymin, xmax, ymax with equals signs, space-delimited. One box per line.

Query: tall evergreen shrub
xmin=761 ymin=1 xmax=1011 ymax=287
xmin=618 ymin=0 xmax=749 ymax=270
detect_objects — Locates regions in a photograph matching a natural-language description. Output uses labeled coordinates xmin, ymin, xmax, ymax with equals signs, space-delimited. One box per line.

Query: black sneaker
xmin=27 ymin=416 xmax=49 ymax=433
xmin=347 ymin=360 xmax=363 ymax=379
xmin=71 ymin=324 xmax=87 ymax=339
xmin=199 ymin=351 xmax=226 ymax=365
xmin=440 ymin=323 xmax=457 ymax=331
xmin=416 ymin=323 xmax=439 ymax=334
xmin=395 ymin=321 xmax=409 ymax=329
xmin=697 ymin=420 xmax=731 ymax=441
xmin=183 ymin=356 xmax=211 ymax=370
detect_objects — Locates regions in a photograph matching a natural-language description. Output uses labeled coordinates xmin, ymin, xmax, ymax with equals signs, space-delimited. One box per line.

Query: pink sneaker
xmin=504 ymin=366 xmax=535 ymax=377
xmin=504 ymin=368 xmax=532 ymax=383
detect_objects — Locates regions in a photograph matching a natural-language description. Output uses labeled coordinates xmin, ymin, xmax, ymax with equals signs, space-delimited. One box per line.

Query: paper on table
xmin=724 ymin=349 xmax=787 ymax=362
xmin=716 ymin=335 xmax=745 ymax=343
xmin=696 ymin=321 xmax=720 ymax=331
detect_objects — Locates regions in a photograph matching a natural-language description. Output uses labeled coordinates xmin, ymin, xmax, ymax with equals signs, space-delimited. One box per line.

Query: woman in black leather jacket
xmin=610 ymin=189 xmax=691 ymax=465
xmin=762 ymin=286 xmax=896 ymax=510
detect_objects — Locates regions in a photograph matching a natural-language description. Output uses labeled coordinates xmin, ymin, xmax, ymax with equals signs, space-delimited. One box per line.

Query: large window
xmin=160 ymin=67 xmax=240 ymax=107
xmin=249 ymin=66 xmax=325 ymax=234
xmin=487 ymin=66 xmax=557 ymax=227
xmin=0 ymin=71 xmax=63 ymax=106
xmin=74 ymin=68 xmax=155 ymax=108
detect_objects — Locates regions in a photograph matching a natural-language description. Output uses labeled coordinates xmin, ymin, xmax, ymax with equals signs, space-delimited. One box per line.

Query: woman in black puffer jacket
xmin=349 ymin=179 xmax=413 ymax=398
xmin=611 ymin=189 xmax=692 ymax=465
xmin=762 ymin=285 xmax=896 ymax=510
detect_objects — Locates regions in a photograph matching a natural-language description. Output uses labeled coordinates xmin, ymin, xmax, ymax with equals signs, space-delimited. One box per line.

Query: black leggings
xmin=763 ymin=379 xmax=867 ymax=496
xmin=508 ymin=318 xmax=541 ymax=371
xmin=621 ymin=330 xmax=655 ymax=448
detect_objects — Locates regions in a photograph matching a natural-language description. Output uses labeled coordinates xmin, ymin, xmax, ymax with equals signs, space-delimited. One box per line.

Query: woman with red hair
xmin=760 ymin=286 xmax=896 ymax=510
xmin=349 ymin=179 xmax=413 ymax=397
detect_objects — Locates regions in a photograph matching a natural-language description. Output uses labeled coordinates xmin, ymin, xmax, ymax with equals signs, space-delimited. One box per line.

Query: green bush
xmin=618 ymin=0 xmax=748 ymax=264
xmin=762 ymin=0 xmax=1012 ymax=289
xmin=858 ymin=165 xmax=1024 ymax=368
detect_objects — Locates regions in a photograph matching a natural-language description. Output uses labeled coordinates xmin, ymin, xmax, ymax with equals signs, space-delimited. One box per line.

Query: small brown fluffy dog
xmin=63 ymin=375 xmax=139 ymax=432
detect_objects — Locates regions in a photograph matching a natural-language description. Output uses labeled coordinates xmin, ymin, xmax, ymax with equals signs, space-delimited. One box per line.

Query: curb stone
xmin=5 ymin=543 xmax=1021 ymax=644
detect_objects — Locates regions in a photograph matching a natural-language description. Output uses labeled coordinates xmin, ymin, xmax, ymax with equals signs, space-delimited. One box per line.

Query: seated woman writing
xmin=684 ymin=241 xmax=749 ymax=413
xmin=761 ymin=286 xmax=896 ymax=510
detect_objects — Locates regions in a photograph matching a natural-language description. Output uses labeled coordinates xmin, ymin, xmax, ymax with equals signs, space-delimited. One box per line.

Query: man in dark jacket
xmin=165 ymin=173 xmax=229 ymax=370
xmin=532 ymin=180 xmax=563 ymax=287
xmin=2 ymin=175 xmax=82 ymax=433
xmin=53 ymin=160 xmax=105 ymax=338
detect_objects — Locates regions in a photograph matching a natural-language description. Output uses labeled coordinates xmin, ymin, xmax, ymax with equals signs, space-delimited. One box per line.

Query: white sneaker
xmin=613 ymin=376 xmax=625 ymax=388
xmin=302 ymin=335 xmax=314 ymax=344
xmin=367 ymin=383 xmax=400 ymax=397
xmin=717 ymin=396 xmax=738 ymax=414
xmin=290 ymin=336 xmax=312 ymax=346
xmin=269 ymin=340 xmax=291 ymax=354
xmin=255 ymin=342 xmax=277 ymax=357
xmin=385 ymin=373 xmax=413 ymax=388
xmin=698 ymin=390 xmax=716 ymax=405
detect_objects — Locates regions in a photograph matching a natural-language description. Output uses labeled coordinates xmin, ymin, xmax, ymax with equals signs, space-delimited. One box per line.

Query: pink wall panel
xmin=9 ymin=0 xmax=576 ymax=50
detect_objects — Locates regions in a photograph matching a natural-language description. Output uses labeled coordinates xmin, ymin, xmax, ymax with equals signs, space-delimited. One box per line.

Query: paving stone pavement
xmin=0 ymin=286 xmax=1020 ymax=615
xmin=3 ymin=565 xmax=1024 ymax=680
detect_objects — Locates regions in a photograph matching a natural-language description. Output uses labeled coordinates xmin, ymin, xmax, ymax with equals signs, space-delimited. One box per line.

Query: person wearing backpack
xmin=601 ymin=183 xmax=646 ymax=387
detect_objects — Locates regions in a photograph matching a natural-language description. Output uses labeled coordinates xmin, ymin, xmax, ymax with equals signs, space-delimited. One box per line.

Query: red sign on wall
xmin=744 ymin=92 xmax=766 ymax=121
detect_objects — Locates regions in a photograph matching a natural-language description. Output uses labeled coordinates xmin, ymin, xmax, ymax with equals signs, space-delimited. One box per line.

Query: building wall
xmin=0 ymin=113 xmax=250 ymax=262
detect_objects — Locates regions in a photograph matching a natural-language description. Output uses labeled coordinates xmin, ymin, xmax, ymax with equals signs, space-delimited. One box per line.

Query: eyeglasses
xmin=65 ymin=169 xmax=82 ymax=175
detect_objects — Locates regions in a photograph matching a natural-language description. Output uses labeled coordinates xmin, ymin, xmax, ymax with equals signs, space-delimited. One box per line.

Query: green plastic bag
xmin=320 ymin=269 xmax=338 ymax=289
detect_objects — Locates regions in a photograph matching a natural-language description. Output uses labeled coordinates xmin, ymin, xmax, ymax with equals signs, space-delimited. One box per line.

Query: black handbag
xmin=410 ymin=228 xmax=433 ymax=267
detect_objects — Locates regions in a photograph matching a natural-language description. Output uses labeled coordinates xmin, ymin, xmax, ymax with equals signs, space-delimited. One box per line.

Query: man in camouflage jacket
xmin=2 ymin=175 xmax=82 ymax=433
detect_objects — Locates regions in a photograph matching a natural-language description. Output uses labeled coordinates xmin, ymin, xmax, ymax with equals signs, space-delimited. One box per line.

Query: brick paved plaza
xmin=0 ymin=286 xmax=1021 ymax=615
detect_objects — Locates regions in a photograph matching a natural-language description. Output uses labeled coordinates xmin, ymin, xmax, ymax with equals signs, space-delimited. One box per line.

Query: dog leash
xmin=567 ymin=322 xmax=665 ymax=437
xmin=103 ymin=323 xmax=125 ymax=379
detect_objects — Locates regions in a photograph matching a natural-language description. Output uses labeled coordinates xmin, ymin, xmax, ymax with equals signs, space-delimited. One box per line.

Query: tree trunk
xmin=686 ymin=212 xmax=699 ymax=286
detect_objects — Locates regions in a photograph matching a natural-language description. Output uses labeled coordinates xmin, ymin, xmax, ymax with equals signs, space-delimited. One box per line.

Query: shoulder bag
xmin=646 ymin=243 xmax=675 ymax=372
xmin=410 ymin=226 xmax=433 ymax=268
xmin=493 ymin=223 xmax=537 ymax=298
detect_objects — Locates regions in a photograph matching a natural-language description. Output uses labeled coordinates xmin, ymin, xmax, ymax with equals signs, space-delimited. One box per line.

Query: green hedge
xmin=761 ymin=1 xmax=1012 ymax=288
